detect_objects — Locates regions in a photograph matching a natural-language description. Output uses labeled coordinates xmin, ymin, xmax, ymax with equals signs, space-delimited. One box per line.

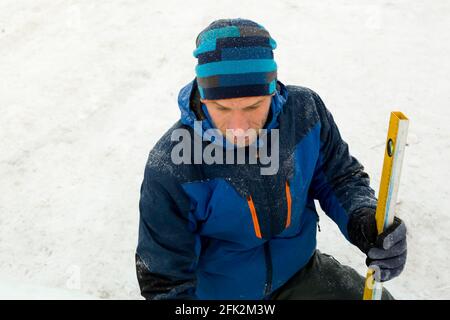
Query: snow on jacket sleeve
xmin=309 ymin=90 xmax=378 ymax=240
xmin=136 ymin=162 xmax=200 ymax=300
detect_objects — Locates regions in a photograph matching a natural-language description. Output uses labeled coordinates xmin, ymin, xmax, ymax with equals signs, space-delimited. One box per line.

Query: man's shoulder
xmin=285 ymin=84 xmax=315 ymax=95
xmin=284 ymin=84 xmax=330 ymax=120
xmin=285 ymin=84 xmax=322 ymax=105
xmin=144 ymin=121 xmax=198 ymax=183
xmin=281 ymin=84 xmax=326 ymax=123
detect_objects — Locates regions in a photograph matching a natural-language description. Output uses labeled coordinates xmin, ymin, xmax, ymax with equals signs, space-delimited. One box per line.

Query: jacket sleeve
xmin=136 ymin=163 xmax=200 ymax=300
xmin=309 ymin=90 xmax=377 ymax=240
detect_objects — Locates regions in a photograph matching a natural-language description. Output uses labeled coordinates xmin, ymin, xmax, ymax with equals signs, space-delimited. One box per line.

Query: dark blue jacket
xmin=136 ymin=79 xmax=377 ymax=299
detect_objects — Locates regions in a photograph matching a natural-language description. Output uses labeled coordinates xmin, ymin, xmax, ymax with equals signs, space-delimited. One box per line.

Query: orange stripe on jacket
xmin=285 ymin=181 xmax=292 ymax=228
xmin=246 ymin=195 xmax=262 ymax=239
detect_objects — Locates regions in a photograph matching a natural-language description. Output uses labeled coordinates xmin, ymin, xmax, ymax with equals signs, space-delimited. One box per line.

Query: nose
xmin=227 ymin=111 xmax=250 ymax=133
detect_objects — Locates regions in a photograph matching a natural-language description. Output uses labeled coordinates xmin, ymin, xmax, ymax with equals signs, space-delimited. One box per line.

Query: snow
xmin=0 ymin=0 xmax=449 ymax=299
xmin=0 ymin=275 xmax=95 ymax=299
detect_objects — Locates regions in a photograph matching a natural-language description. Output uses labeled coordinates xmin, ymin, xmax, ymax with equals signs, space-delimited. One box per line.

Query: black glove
xmin=348 ymin=207 xmax=407 ymax=282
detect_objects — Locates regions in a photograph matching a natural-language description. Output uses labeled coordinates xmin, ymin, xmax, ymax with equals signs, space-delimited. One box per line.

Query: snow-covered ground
xmin=0 ymin=0 xmax=449 ymax=299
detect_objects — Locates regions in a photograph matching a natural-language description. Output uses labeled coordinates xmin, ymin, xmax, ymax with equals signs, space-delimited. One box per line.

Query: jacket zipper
xmin=263 ymin=241 xmax=273 ymax=297
xmin=247 ymin=179 xmax=292 ymax=298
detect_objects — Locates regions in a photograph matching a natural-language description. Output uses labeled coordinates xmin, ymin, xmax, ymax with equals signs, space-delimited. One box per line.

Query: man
xmin=136 ymin=18 xmax=407 ymax=300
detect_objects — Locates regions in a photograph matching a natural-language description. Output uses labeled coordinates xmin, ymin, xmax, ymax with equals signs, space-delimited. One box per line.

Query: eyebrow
xmin=212 ymin=98 xmax=265 ymax=110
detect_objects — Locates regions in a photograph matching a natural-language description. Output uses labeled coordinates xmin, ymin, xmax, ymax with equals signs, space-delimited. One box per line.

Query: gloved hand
xmin=348 ymin=207 xmax=407 ymax=282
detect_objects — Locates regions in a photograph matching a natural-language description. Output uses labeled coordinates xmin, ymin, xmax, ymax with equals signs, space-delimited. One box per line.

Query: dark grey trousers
xmin=270 ymin=250 xmax=394 ymax=300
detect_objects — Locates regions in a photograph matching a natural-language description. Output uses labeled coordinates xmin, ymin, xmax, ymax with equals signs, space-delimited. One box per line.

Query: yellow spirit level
xmin=363 ymin=111 xmax=409 ymax=300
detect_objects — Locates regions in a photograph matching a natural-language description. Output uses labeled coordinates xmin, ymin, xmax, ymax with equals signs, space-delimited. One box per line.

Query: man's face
xmin=201 ymin=94 xmax=273 ymax=146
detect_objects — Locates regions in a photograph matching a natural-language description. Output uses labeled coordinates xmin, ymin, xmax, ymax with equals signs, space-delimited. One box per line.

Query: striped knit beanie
xmin=193 ymin=18 xmax=277 ymax=100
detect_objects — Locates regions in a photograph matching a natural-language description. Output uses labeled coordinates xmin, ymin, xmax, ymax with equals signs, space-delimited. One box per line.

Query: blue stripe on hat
xmin=197 ymin=45 xmax=273 ymax=65
xmin=268 ymin=79 xmax=276 ymax=93
xmin=199 ymin=26 xmax=240 ymax=43
xmin=221 ymin=47 xmax=273 ymax=61
xmin=195 ymin=59 xmax=277 ymax=78
xmin=200 ymin=83 xmax=273 ymax=100
xmin=202 ymin=84 xmax=273 ymax=100
xmin=197 ymin=50 xmax=222 ymax=64
xmin=217 ymin=72 xmax=272 ymax=87
xmin=193 ymin=26 xmax=241 ymax=56
xmin=215 ymin=36 xmax=272 ymax=50
xmin=269 ymin=38 xmax=277 ymax=50
xmin=193 ymin=41 xmax=216 ymax=57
